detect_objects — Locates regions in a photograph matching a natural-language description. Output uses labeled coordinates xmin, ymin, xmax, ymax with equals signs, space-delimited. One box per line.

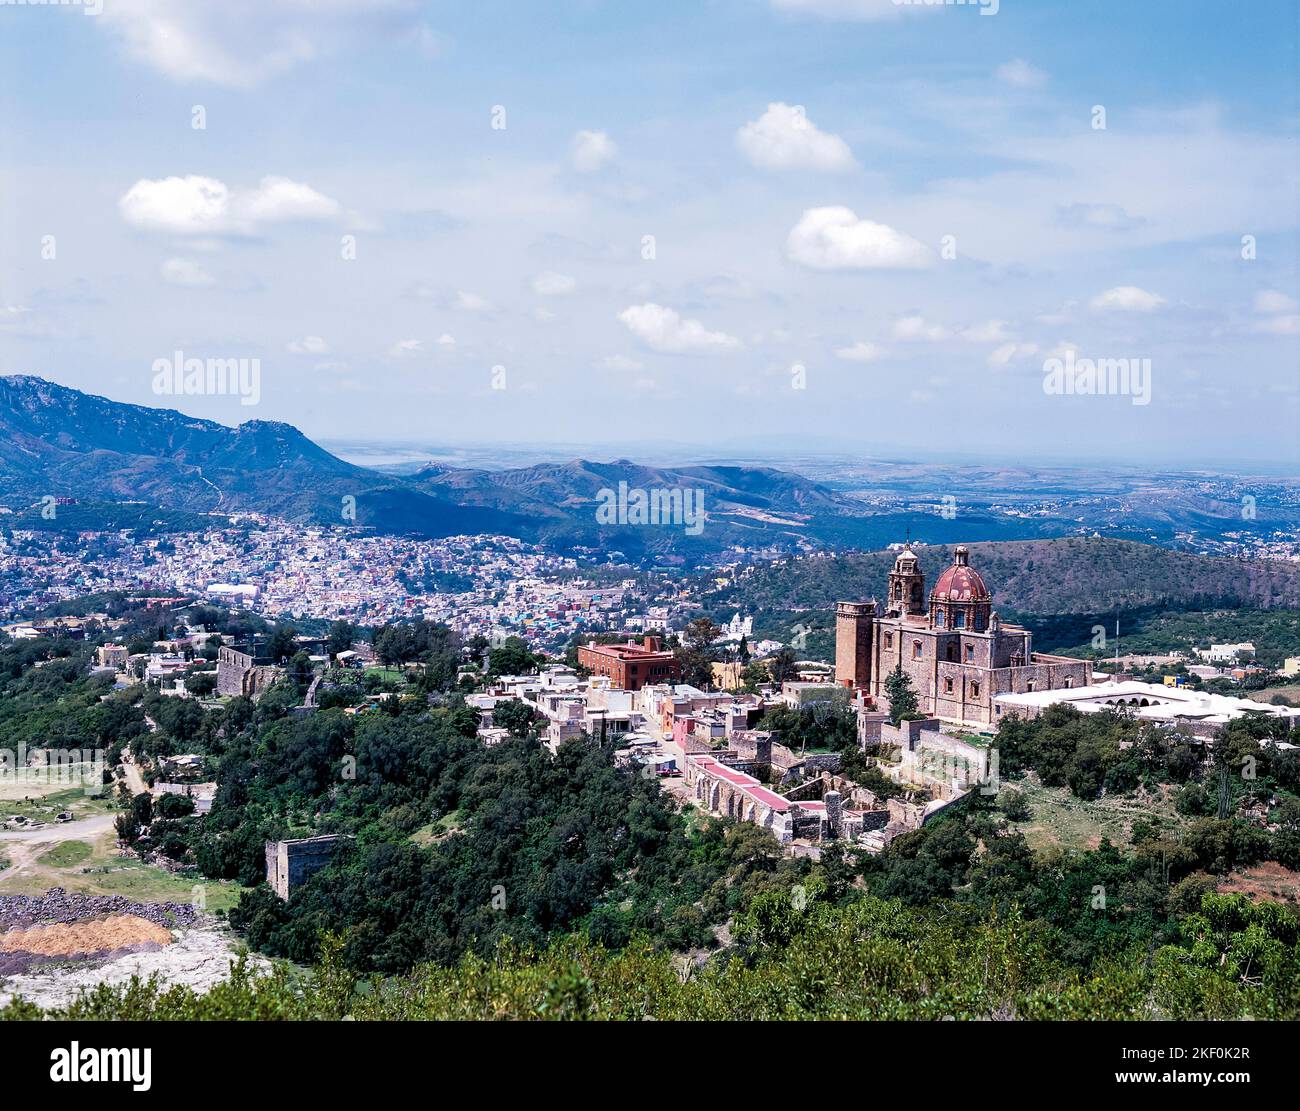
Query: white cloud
xmin=601 ymin=354 xmax=644 ymax=371
xmin=1056 ymin=202 xmax=1144 ymax=232
xmin=287 ymin=336 xmax=330 ymax=355
xmin=996 ymin=59 xmax=1046 ymax=88
xmin=572 ymin=130 xmax=617 ymax=173
xmin=453 ymin=291 xmax=491 ymax=312
xmin=1255 ymin=315 xmax=1300 ymax=336
xmin=892 ymin=315 xmax=947 ymax=342
xmin=834 ymin=341 xmax=883 ymax=363
xmin=617 ymin=303 xmax=740 ymax=355
xmin=1090 ymin=285 xmax=1167 ymax=312
xmin=388 ymin=338 xmax=424 ymax=357
xmin=239 ymin=177 xmax=342 ymax=224
xmin=1044 ymin=340 xmax=1081 ymax=362
xmin=159 ymin=257 xmax=214 ymax=287
xmin=1255 ymin=289 xmax=1298 ymax=315
xmin=0 ymin=305 xmax=58 ymax=339
xmin=99 ymin=0 xmax=427 ymax=88
xmin=786 ymin=206 xmax=930 ymax=270
xmin=437 ymin=334 xmax=456 ymax=347
xmin=988 ymin=342 xmax=1039 ymax=367
xmin=736 ymin=103 xmax=855 ymax=172
xmin=532 ymin=271 xmax=576 ymax=296
xmin=960 ymin=319 xmax=1011 ymax=343
xmin=120 ymin=175 xmax=341 ymax=237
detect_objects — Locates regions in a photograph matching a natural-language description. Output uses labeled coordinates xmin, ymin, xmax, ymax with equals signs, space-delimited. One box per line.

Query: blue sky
xmin=0 ymin=0 xmax=1296 ymax=469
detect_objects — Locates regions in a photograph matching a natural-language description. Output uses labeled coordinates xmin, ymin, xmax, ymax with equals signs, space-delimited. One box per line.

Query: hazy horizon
xmin=1 ymin=1 xmax=1296 ymax=470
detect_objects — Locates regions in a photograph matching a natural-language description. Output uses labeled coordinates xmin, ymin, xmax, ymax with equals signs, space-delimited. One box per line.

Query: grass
xmin=0 ymin=825 xmax=245 ymax=914
xmin=410 ymin=809 xmax=464 ymax=846
xmin=1252 ymin=683 xmax=1300 ymax=707
xmin=1012 ymin=775 xmax=1182 ymax=854
xmin=0 ymin=783 xmax=117 ymax=822
xmin=38 ymin=840 xmax=93 ymax=867
xmin=953 ymin=732 xmax=994 ymax=748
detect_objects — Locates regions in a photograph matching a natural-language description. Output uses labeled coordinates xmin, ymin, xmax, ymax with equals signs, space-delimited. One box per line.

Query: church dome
xmin=931 ymin=546 xmax=990 ymax=602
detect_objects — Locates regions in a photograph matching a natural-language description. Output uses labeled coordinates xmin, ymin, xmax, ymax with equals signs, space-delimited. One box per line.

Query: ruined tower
xmin=835 ymin=600 xmax=875 ymax=689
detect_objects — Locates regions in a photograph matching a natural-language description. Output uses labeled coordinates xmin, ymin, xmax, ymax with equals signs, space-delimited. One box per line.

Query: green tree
xmin=327 ymin=620 xmax=356 ymax=657
xmin=492 ymin=698 xmax=536 ymax=738
xmin=884 ymin=665 xmax=919 ymax=724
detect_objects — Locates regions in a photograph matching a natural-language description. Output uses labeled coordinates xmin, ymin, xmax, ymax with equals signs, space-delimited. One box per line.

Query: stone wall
xmin=265 ymin=835 xmax=345 ymax=900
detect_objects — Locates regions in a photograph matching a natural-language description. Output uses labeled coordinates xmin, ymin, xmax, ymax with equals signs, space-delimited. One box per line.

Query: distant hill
xmin=408 ymin=457 xmax=884 ymax=555
xmin=4 ymin=378 xmax=1292 ymax=570
xmin=0 ymin=376 xmax=525 ymax=539
xmin=710 ymin=538 xmax=1300 ymax=615
xmin=0 ymin=376 xmax=885 ymax=557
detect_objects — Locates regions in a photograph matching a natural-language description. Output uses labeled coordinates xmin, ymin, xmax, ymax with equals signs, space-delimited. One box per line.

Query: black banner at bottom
xmin=0 ymin=1018 xmax=1293 ymax=1099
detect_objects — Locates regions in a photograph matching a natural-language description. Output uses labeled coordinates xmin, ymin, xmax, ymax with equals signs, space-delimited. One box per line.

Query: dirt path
xmin=121 ymin=751 xmax=148 ymax=797
xmin=0 ymin=815 xmax=117 ymax=885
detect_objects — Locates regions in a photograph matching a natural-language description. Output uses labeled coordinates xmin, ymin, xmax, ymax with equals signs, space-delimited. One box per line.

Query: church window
xmin=884 ymin=632 xmax=893 ymax=648
xmin=944 ymin=678 xmax=954 ymax=694
xmin=954 ymin=611 xmax=967 ymax=629
xmin=971 ymin=682 xmax=980 ymax=698
xmin=935 ymin=609 xmax=945 ymax=627
xmin=965 ymin=644 xmax=975 ymax=662
xmin=912 ymin=641 xmax=922 ymax=659
xmin=1027 ymin=680 xmax=1036 ymax=692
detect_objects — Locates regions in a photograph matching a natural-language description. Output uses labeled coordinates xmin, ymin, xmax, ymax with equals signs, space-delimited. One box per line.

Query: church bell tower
xmin=886 ymin=543 xmax=926 ymax=618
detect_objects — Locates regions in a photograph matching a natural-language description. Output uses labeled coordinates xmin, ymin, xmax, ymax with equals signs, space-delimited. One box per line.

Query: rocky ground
xmin=0 ymin=888 xmax=201 ymax=932
xmin=0 ymin=887 xmax=270 ymax=1011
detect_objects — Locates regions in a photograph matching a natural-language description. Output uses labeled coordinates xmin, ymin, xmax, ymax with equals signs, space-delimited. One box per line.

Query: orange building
xmin=577 ymin=636 xmax=680 ymax=691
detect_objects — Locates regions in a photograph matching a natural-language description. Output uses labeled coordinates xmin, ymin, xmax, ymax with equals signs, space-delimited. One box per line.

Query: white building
xmin=995 ymin=678 xmax=1299 ymax=734
xmin=1195 ymin=642 xmax=1256 ymax=663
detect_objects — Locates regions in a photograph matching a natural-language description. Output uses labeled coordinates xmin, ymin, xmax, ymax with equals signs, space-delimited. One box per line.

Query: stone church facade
xmin=835 ymin=544 xmax=1092 ymax=726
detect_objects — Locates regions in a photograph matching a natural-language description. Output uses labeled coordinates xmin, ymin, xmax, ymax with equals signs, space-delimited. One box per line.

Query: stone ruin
xmin=264 ymin=835 xmax=346 ymax=900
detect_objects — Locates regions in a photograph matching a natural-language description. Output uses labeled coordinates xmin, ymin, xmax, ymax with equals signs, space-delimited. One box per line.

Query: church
xmin=835 ymin=543 xmax=1092 ymax=727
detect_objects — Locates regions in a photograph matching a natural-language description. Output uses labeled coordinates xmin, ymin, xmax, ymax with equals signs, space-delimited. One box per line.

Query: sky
xmin=0 ymin=0 xmax=1297 ymax=470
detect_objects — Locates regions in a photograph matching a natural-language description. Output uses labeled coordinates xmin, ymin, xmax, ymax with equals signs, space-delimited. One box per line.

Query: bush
xmin=1175 ymin=782 xmax=1214 ymax=817
xmin=997 ymin=788 xmax=1031 ymax=822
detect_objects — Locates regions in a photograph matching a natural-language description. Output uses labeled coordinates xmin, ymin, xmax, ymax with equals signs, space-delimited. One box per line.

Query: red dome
xmin=931 ymin=547 xmax=990 ymax=602
xmin=932 ymin=565 xmax=989 ymax=602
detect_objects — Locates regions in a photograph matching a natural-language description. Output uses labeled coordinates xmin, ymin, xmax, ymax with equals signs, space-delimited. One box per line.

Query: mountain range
xmin=1 ymin=376 xmax=1291 ymax=567
xmin=0 ymin=376 xmax=919 ymax=558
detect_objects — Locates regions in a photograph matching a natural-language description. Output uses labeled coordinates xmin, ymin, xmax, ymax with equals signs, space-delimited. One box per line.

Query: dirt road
xmin=0 ymin=815 xmax=117 ymax=885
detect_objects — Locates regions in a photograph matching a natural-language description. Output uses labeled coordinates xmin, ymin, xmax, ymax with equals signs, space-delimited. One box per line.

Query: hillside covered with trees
xmin=706 ymin=538 xmax=1300 ymax=616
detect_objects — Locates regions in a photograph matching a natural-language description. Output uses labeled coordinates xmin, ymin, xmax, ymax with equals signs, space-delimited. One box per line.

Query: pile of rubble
xmin=0 ymin=888 xmax=200 ymax=932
